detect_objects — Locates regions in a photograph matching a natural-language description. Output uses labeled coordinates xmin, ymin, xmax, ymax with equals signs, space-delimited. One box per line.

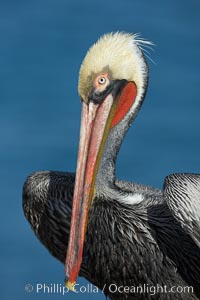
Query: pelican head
xmin=65 ymin=32 xmax=149 ymax=289
xmin=78 ymin=32 xmax=148 ymax=103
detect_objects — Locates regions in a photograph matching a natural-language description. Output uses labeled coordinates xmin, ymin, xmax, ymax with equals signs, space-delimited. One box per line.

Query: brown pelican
xmin=23 ymin=32 xmax=200 ymax=299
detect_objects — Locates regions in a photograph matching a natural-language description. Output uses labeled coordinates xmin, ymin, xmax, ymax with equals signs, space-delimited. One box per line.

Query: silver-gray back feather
xmin=164 ymin=173 xmax=200 ymax=248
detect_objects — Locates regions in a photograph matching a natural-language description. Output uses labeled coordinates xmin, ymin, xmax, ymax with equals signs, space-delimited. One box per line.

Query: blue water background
xmin=1 ymin=0 xmax=200 ymax=299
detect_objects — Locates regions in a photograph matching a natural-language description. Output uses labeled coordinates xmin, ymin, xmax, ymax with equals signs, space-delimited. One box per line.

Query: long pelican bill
xmin=64 ymin=80 xmax=137 ymax=289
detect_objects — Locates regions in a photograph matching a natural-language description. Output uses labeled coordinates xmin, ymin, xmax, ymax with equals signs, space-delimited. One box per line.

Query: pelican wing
xmin=22 ymin=171 xmax=75 ymax=262
xmin=23 ymin=171 xmax=75 ymax=214
xmin=164 ymin=173 xmax=200 ymax=248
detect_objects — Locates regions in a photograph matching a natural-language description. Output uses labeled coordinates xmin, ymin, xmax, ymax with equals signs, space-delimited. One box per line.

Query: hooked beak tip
xmin=65 ymin=274 xmax=76 ymax=292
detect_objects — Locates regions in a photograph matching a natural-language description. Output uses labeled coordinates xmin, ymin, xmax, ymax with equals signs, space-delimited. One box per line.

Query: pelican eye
xmin=98 ymin=77 xmax=106 ymax=85
xmin=94 ymin=73 xmax=110 ymax=89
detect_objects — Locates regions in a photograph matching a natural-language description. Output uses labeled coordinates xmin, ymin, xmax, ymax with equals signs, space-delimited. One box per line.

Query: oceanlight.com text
xmin=104 ymin=283 xmax=194 ymax=296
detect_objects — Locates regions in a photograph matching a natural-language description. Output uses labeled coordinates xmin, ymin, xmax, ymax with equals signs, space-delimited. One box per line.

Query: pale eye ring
xmin=98 ymin=77 xmax=106 ymax=85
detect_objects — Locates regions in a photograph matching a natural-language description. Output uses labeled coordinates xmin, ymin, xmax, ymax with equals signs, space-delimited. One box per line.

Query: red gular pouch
xmin=111 ymin=81 xmax=137 ymax=128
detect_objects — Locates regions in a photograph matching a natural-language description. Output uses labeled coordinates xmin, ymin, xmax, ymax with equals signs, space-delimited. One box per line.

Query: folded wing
xmin=164 ymin=173 xmax=200 ymax=248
